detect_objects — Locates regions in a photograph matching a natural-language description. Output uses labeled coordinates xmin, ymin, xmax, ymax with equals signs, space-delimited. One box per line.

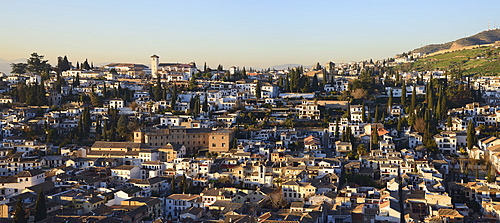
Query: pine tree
xmin=13 ymin=199 xmax=27 ymax=223
xmin=34 ymin=190 xmax=47 ymax=222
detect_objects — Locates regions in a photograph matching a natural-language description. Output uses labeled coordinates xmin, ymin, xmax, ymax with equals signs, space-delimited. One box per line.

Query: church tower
xmin=151 ymin=55 xmax=159 ymax=78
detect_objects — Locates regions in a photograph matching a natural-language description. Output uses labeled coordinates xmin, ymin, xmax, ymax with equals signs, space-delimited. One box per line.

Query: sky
xmin=1 ymin=0 xmax=500 ymax=70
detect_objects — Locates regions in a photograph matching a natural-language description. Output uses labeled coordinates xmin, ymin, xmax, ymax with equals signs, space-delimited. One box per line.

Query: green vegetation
xmin=409 ymin=46 xmax=500 ymax=76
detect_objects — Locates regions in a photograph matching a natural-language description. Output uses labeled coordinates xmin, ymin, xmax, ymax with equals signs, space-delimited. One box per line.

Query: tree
xmin=27 ymin=52 xmax=51 ymax=76
xmin=357 ymin=144 xmax=367 ymax=157
xmin=73 ymin=73 xmax=80 ymax=87
xmin=188 ymin=76 xmax=197 ymax=90
xmin=374 ymin=104 xmax=380 ymax=123
xmin=13 ymin=199 xmax=27 ymax=223
xmin=352 ymin=88 xmax=368 ymax=100
xmin=312 ymin=74 xmax=319 ymax=92
xmin=255 ymin=80 xmax=262 ymax=99
xmin=82 ymin=59 xmax=91 ymax=70
xmin=57 ymin=55 xmax=71 ymax=71
xmin=467 ymin=120 xmax=476 ymax=150
xmin=411 ymin=85 xmax=417 ymax=111
xmin=170 ymin=84 xmax=178 ymax=111
xmin=242 ymin=67 xmax=247 ymax=78
xmin=334 ymin=118 xmax=339 ymax=139
xmin=401 ymin=81 xmax=407 ymax=106
xmin=117 ymin=115 xmax=129 ymax=140
xmin=388 ymin=89 xmax=393 ymax=113
xmin=314 ymin=62 xmax=322 ymax=70
xmin=11 ymin=63 xmax=27 ymax=74
xmin=202 ymin=94 xmax=209 ymax=112
xmin=447 ymin=116 xmax=452 ymax=129
xmin=397 ymin=117 xmax=402 ymax=136
xmin=372 ymin=127 xmax=379 ymax=149
xmin=361 ymin=102 xmax=367 ymax=123
xmin=34 ymin=190 xmax=47 ymax=222
xmin=266 ymin=189 xmax=288 ymax=209
xmin=413 ymin=117 xmax=427 ymax=134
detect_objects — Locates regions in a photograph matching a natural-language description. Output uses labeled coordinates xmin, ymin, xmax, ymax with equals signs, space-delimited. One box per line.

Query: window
xmin=212 ymin=143 xmax=216 ymax=147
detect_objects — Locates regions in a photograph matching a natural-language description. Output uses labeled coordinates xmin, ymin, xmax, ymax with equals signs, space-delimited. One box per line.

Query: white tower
xmin=151 ymin=55 xmax=159 ymax=78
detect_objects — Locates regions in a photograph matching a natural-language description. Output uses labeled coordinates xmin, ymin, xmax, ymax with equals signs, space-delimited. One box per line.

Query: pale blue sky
xmin=1 ymin=0 xmax=499 ymax=69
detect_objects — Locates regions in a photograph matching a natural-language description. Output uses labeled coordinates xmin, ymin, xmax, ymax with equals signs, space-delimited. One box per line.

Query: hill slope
xmin=408 ymin=45 xmax=500 ymax=76
xmin=413 ymin=29 xmax=500 ymax=55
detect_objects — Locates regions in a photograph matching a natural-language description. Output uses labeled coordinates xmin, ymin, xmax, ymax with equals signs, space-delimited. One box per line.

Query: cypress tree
xmin=171 ymin=84 xmax=178 ymax=111
xmin=426 ymin=81 xmax=433 ymax=109
xmin=13 ymin=199 xmax=27 ymax=223
xmin=467 ymin=120 xmax=476 ymax=150
xmin=171 ymin=175 xmax=176 ymax=193
xmin=372 ymin=127 xmax=379 ymax=150
xmin=312 ymin=74 xmax=319 ymax=92
xmin=346 ymin=103 xmax=351 ymax=122
xmin=388 ymin=89 xmax=393 ymax=113
xmin=361 ymin=102 xmax=367 ymax=123
xmin=401 ymin=81 xmax=406 ymax=106
xmin=334 ymin=118 xmax=340 ymax=139
xmin=103 ymin=121 xmax=108 ymax=141
xmin=397 ymin=117 xmax=402 ymax=136
xmin=374 ymin=104 xmax=380 ymax=123
xmin=447 ymin=116 xmax=452 ymax=129
xmin=411 ymin=85 xmax=417 ymax=111
xmin=202 ymin=94 xmax=208 ymax=112
xmin=255 ymin=80 xmax=262 ymax=99
xmin=34 ymin=190 xmax=47 ymax=222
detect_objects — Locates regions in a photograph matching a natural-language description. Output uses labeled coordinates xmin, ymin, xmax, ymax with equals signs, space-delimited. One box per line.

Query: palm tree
xmin=273 ymin=177 xmax=284 ymax=188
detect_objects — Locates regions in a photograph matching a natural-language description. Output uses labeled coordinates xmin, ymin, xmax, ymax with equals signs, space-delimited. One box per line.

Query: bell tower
xmin=151 ymin=55 xmax=159 ymax=78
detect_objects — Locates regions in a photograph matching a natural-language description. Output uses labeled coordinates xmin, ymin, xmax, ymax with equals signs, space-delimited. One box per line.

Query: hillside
xmin=408 ymin=45 xmax=500 ymax=76
xmin=413 ymin=29 xmax=500 ymax=55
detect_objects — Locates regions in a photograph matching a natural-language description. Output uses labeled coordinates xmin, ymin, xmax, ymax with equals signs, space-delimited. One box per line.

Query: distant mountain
xmin=413 ymin=29 xmax=500 ymax=55
xmin=0 ymin=58 xmax=25 ymax=74
xmin=270 ymin=64 xmax=305 ymax=70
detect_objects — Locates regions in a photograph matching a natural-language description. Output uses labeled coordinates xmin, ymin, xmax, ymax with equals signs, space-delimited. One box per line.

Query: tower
xmin=151 ymin=55 xmax=159 ymax=78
